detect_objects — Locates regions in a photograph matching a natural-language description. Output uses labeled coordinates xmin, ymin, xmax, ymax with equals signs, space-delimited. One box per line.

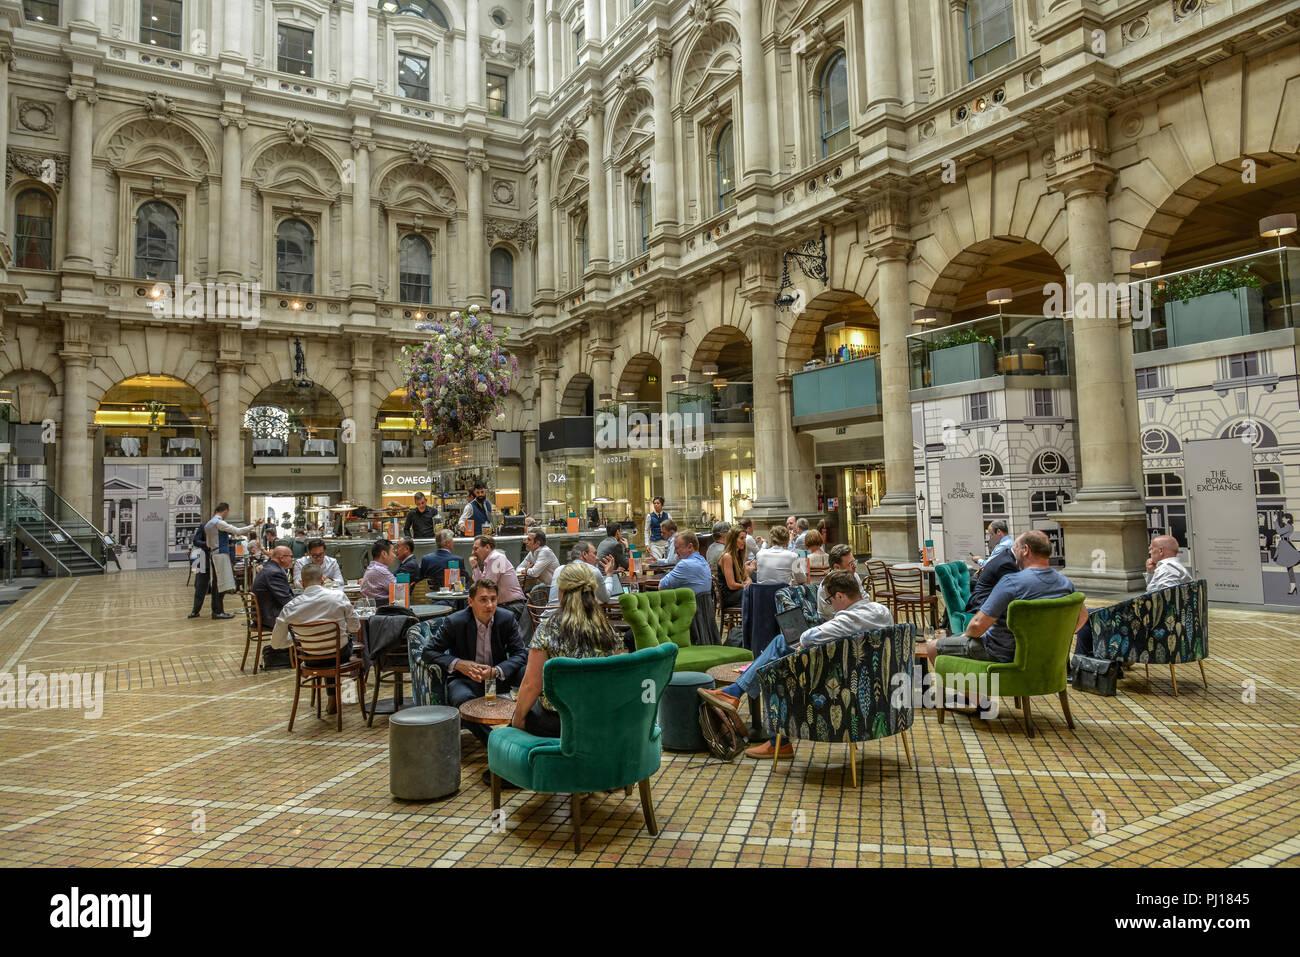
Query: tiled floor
xmin=0 ymin=571 xmax=1297 ymax=867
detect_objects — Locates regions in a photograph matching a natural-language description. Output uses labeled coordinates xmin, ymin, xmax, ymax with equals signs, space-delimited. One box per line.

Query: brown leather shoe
xmin=697 ymin=687 xmax=741 ymax=715
xmin=745 ymin=740 xmax=794 ymax=759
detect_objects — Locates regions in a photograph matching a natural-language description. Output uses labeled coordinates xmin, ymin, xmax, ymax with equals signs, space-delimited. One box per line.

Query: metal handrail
xmin=3 ymin=481 xmax=105 ymax=536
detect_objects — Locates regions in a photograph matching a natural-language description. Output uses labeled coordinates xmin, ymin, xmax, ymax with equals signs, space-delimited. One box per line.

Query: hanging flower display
xmin=401 ymin=304 xmax=518 ymax=447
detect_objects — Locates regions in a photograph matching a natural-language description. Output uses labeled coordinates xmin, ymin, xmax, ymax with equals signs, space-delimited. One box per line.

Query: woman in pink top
xmin=360 ymin=539 xmax=397 ymax=599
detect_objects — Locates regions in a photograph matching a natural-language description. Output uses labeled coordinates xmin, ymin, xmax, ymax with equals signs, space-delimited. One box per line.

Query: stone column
xmin=466 ymin=0 xmax=482 ymax=108
xmin=62 ymin=83 xmax=98 ymax=278
xmin=349 ymin=367 xmax=376 ymax=506
xmin=778 ymin=372 xmax=818 ymax=513
xmin=534 ymin=146 xmax=554 ymax=297
xmin=350 ymin=134 xmax=375 ymax=296
xmin=221 ymin=1 xmax=245 ymax=59
xmin=522 ymin=410 xmax=539 ymax=516
xmin=1050 ymin=107 xmax=1148 ymax=592
xmin=738 ymin=0 xmax=770 ymax=177
xmin=533 ymin=0 xmax=550 ymax=96
xmin=352 ymin=0 xmax=370 ymax=85
xmin=948 ymin=1 xmax=968 ymax=88
xmin=739 ymin=249 xmax=788 ymax=520
xmin=656 ymin=318 xmax=685 ymax=510
xmin=538 ymin=345 xmax=558 ymax=424
xmin=215 ymin=358 xmax=244 ymax=510
xmin=865 ymin=0 xmax=901 ymax=108
xmin=218 ymin=110 xmax=247 ymax=281
xmin=650 ymin=41 xmax=677 ymax=228
xmin=585 ymin=102 xmax=608 ymax=273
xmin=58 ymin=322 xmax=92 ymax=516
xmin=584 ymin=0 xmax=600 ymax=44
xmin=466 ymin=150 xmax=489 ymax=304
xmin=71 ymin=0 xmax=97 ymax=28
xmin=0 ymin=46 xmax=9 ymax=256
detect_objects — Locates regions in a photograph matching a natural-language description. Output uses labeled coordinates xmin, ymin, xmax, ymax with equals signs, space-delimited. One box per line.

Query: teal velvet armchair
xmin=935 ymin=592 xmax=1085 ymax=738
xmin=487 ymin=643 xmax=678 ymax=853
xmin=934 ymin=561 xmax=973 ymax=633
xmin=618 ymin=587 xmax=752 ymax=673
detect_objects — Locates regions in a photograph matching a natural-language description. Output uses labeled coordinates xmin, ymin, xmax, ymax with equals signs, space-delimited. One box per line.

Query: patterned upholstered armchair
xmin=1080 ymin=580 xmax=1209 ymax=696
xmin=406 ymin=619 xmax=447 ymax=706
xmin=755 ymin=624 xmax=917 ymax=785
xmin=774 ymin=584 xmax=819 ymax=626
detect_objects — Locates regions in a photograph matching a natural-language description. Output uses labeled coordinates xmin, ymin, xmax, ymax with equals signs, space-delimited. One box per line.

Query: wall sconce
xmin=917 ymin=490 xmax=926 ymax=509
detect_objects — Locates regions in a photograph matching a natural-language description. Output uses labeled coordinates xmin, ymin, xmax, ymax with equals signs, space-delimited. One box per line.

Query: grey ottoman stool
xmin=657 ymin=671 xmax=713 ymax=751
xmin=389 ymin=705 xmax=461 ymax=800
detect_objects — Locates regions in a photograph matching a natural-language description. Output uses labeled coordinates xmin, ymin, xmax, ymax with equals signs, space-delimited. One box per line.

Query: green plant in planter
xmin=925 ymin=329 xmax=996 ymax=353
xmin=1159 ymin=265 xmax=1261 ymax=305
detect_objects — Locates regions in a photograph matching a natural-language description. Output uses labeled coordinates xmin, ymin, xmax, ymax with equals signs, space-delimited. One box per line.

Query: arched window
xmin=490 ymin=247 xmax=514 ymax=312
xmin=14 ymin=189 xmax=53 ymax=270
xmin=393 ymin=0 xmax=450 ymax=29
xmin=134 ymin=200 xmax=179 ymax=280
xmin=1030 ymin=450 xmax=1068 ymax=475
xmin=966 ymin=0 xmax=1016 ymax=80
xmin=978 ymin=453 xmax=1004 ymax=476
xmin=819 ymin=51 xmax=849 ymax=157
xmin=275 ymin=218 xmax=314 ymax=294
xmin=639 ymin=182 xmax=652 ymax=252
xmin=399 ymin=234 xmax=432 ymax=304
xmin=716 ymin=122 xmax=736 ymax=211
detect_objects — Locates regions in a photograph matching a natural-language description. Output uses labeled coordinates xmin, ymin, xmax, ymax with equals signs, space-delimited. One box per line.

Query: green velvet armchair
xmin=934 ymin=561 xmax=973 ymax=633
xmin=617 ymin=588 xmax=752 ymax=673
xmin=935 ymin=592 xmax=1085 ymax=738
xmin=487 ymin=642 xmax=678 ymax=853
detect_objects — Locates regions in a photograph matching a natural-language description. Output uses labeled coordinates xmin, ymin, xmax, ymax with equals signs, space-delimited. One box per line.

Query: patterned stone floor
xmin=0 ymin=571 xmax=1296 ymax=867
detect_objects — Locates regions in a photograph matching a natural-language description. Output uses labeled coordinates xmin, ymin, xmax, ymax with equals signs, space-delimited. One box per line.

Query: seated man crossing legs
xmin=698 ymin=570 xmax=893 ymax=758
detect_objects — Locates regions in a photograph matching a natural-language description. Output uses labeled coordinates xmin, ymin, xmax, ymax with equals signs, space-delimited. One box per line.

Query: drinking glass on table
xmin=484 ymin=674 xmax=497 ymax=700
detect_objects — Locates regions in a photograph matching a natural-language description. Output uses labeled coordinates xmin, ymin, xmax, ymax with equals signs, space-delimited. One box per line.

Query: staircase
xmin=3 ymin=484 xmax=106 ymax=578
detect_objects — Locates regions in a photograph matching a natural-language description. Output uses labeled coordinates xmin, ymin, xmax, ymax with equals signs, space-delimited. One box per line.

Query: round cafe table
xmin=459 ymin=695 xmax=517 ymax=728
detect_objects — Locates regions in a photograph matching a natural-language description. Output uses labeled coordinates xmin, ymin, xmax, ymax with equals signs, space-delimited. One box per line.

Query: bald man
xmin=1145 ymin=535 xmax=1192 ymax=592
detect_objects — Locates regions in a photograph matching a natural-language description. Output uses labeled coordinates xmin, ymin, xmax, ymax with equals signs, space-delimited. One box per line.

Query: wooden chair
xmin=238 ymin=591 xmax=267 ymax=674
xmin=527 ymin=603 xmax=558 ymax=629
xmin=864 ymin=561 xmax=896 ymax=614
xmin=713 ymin=576 xmax=742 ymax=635
xmin=287 ymin=620 xmax=367 ymax=732
xmin=366 ymin=622 xmax=413 ymax=728
xmin=890 ymin=566 xmax=939 ymax=629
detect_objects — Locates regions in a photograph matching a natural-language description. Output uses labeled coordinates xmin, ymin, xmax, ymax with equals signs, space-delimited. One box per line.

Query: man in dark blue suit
xmin=417 ymin=529 xmax=459 ymax=587
xmin=422 ymin=579 xmax=527 ymax=747
xmin=252 ymin=546 xmax=295 ymax=668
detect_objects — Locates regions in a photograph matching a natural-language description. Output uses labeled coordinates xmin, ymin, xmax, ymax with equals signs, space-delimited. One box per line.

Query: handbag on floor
xmin=1069 ymin=654 xmax=1121 ymax=696
xmin=699 ymin=701 xmax=747 ymax=760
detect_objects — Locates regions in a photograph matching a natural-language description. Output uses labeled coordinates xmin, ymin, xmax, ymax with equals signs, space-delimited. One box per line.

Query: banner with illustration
xmin=1184 ymin=438 xmax=1264 ymax=604
xmin=939 ymin=457 xmax=984 ymax=564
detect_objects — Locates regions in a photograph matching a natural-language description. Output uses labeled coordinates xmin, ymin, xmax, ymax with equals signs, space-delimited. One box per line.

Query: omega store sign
xmin=381 ymin=469 xmax=434 ymax=493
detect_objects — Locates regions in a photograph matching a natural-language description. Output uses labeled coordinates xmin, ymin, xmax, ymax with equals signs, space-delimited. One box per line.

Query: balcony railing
xmin=103 ymin=423 xmax=206 ymax=458
xmin=1131 ymin=248 xmax=1299 ymax=354
xmin=380 ymin=432 xmax=435 ymax=460
xmin=908 ymin=315 xmax=1071 ymax=391
xmin=667 ymin=382 xmax=754 ymax=428
xmin=793 ymin=355 xmax=882 ymax=418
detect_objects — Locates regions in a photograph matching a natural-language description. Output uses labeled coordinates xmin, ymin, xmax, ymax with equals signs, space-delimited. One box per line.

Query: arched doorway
xmin=243 ymin=380 xmax=345 ymax=535
xmin=94 ymin=374 xmax=211 ymax=567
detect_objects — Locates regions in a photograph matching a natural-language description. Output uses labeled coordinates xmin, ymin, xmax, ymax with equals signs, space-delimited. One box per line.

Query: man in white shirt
xmin=544 ymin=543 xmax=614 ymax=616
xmin=516 ymin=529 xmax=560 ymax=588
xmin=200 ymin=503 xmax=262 ymax=619
xmin=271 ymin=563 xmax=361 ymax=713
xmin=700 ymin=571 xmax=893 ymax=758
xmin=293 ymin=538 xmax=345 ymax=588
xmin=817 ymin=544 xmax=863 ymax=620
xmin=1145 ymin=535 xmax=1193 ymax=592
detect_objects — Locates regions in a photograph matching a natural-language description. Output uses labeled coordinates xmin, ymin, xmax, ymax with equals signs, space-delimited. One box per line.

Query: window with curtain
xmin=716 ymin=122 xmax=736 ymax=212
xmin=23 ymin=1 xmax=60 ymax=24
xmin=394 ymin=0 xmax=450 ymax=29
xmin=399 ymin=234 xmax=433 ymax=304
xmin=398 ymin=53 xmax=431 ymax=100
xmin=14 ymin=190 xmax=54 ymax=270
xmin=277 ymin=23 xmax=314 ymax=77
xmin=490 ymin=248 xmax=514 ymax=312
xmin=140 ymin=0 xmax=182 ymax=49
xmin=275 ymin=218 xmax=314 ymax=293
xmin=819 ymin=51 xmax=849 ymax=156
xmin=135 ymin=200 xmax=179 ymax=280
xmin=639 ymin=182 xmax=652 ymax=252
xmin=966 ymin=0 xmax=1016 ymax=80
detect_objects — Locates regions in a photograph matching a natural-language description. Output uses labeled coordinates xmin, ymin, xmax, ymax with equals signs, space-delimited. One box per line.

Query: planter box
xmin=929 ymin=341 xmax=996 ymax=387
xmin=1165 ymin=287 xmax=1265 ymax=347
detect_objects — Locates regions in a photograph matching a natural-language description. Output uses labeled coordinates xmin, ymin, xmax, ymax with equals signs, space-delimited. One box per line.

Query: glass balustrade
xmin=908 ymin=314 xmax=1072 ymax=390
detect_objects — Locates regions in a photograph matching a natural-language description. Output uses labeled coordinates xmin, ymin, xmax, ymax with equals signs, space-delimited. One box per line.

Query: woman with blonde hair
xmin=511 ymin=561 xmax=623 ymax=737
xmin=754 ymin=525 xmax=809 ymax=585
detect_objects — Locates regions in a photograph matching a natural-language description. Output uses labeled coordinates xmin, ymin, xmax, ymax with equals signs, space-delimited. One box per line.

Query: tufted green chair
xmin=934 ymin=561 xmax=973 ymax=633
xmin=617 ymin=588 xmax=752 ymax=673
xmin=936 ymin=592 xmax=1085 ymax=738
xmin=487 ymin=643 xmax=678 ymax=852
